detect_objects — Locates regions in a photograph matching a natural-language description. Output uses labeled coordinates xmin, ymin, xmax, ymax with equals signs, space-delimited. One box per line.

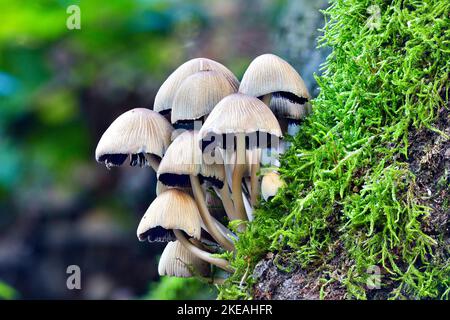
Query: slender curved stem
xmin=242 ymin=191 xmax=254 ymax=221
xmin=174 ymin=229 xmax=233 ymax=273
xmin=214 ymin=183 xmax=246 ymax=222
xmin=190 ymin=238 xmax=212 ymax=252
xmin=250 ymin=148 xmax=261 ymax=206
xmin=190 ymin=175 xmax=235 ymax=252
xmin=231 ymin=134 xmax=247 ymax=226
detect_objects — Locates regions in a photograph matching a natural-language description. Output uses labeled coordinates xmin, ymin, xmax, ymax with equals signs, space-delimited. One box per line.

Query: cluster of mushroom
xmin=95 ymin=54 xmax=310 ymax=281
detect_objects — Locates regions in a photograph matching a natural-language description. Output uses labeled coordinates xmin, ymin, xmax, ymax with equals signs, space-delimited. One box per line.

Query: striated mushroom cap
xmin=158 ymin=241 xmax=210 ymax=277
xmin=95 ymin=108 xmax=173 ymax=168
xmin=198 ymin=93 xmax=282 ymax=151
xmin=137 ymin=189 xmax=202 ymax=242
xmin=154 ymin=58 xmax=239 ymax=114
xmin=171 ymin=70 xmax=238 ymax=124
xmin=157 ymin=130 xmax=225 ymax=188
xmin=239 ymin=54 xmax=310 ymax=104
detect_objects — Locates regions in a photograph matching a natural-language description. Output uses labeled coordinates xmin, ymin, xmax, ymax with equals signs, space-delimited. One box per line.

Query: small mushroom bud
xmin=261 ymin=171 xmax=285 ymax=201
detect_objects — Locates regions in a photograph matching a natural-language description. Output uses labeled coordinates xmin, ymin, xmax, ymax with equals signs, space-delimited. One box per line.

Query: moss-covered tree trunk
xmin=219 ymin=0 xmax=449 ymax=300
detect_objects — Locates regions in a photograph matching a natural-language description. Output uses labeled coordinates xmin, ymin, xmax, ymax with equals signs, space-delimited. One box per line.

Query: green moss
xmin=219 ymin=0 xmax=450 ymax=300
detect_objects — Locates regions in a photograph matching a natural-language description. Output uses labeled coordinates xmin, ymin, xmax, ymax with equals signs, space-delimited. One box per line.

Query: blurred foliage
xmin=0 ymin=0 xmax=287 ymax=299
xmin=144 ymin=277 xmax=217 ymax=300
xmin=0 ymin=281 xmax=18 ymax=300
xmin=0 ymin=0 xmax=210 ymax=195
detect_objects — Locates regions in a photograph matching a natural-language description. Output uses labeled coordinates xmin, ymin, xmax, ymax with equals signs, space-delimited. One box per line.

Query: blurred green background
xmin=0 ymin=0 xmax=327 ymax=299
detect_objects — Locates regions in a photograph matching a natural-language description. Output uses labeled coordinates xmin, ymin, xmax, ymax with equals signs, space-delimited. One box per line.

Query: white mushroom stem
xmin=190 ymin=175 xmax=235 ymax=252
xmin=174 ymin=229 xmax=233 ymax=273
xmin=213 ymin=183 xmax=245 ymax=222
xmin=249 ymin=148 xmax=261 ymax=206
xmin=243 ymin=191 xmax=254 ymax=221
xmin=190 ymin=238 xmax=211 ymax=251
xmin=231 ymin=134 xmax=248 ymax=226
xmin=221 ymin=148 xmax=235 ymax=191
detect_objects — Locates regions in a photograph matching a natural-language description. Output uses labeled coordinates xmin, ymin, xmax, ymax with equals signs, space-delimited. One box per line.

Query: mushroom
xmin=198 ymin=93 xmax=282 ymax=222
xmin=171 ymin=70 xmax=239 ymax=125
xmin=136 ymin=188 xmax=202 ymax=242
xmin=261 ymin=170 xmax=286 ymax=201
xmin=137 ymin=189 xmax=232 ymax=272
xmin=154 ymin=58 xmax=239 ymax=116
xmin=157 ymin=130 xmax=235 ymax=252
xmin=158 ymin=241 xmax=210 ymax=278
xmin=239 ymin=53 xmax=310 ymax=133
xmin=95 ymin=108 xmax=173 ymax=171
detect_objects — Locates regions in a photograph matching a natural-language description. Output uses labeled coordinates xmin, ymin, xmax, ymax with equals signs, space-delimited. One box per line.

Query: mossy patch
xmin=218 ymin=0 xmax=450 ymax=300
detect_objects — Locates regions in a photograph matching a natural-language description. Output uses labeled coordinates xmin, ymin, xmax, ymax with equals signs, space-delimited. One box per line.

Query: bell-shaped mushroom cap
xmin=239 ymin=54 xmax=310 ymax=104
xmin=136 ymin=189 xmax=202 ymax=242
xmin=158 ymin=241 xmax=210 ymax=277
xmin=198 ymin=93 xmax=282 ymax=151
xmin=171 ymin=70 xmax=239 ymax=124
xmin=261 ymin=171 xmax=285 ymax=201
xmin=270 ymin=94 xmax=312 ymax=120
xmin=154 ymin=58 xmax=239 ymax=114
xmin=157 ymin=130 xmax=225 ymax=188
xmin=95 ymin=108 xmax=173 ymax=168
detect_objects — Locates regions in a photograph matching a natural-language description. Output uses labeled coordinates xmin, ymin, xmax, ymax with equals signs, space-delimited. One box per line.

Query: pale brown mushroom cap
xmin=136 ymin=189 xmax=202 ymax=242
xmin=171 ymin=70 xmax=238 ymax=124
xmin=239 ymin=53 xmax=310 ymax=103
xmin=158 ymin=241 xmax=210 ymax=277
xmin=198 ymin=93 xmax=282 ymax=151
xmin=157 ymin=130 xmax=225 ymax=188
xmin=95 ymin=108 xmax=173 ymax=167
xmin=154 ymin=58 xmax=239 ymax=114
xmin=261 ymin=171 xmax=285 ymax=201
